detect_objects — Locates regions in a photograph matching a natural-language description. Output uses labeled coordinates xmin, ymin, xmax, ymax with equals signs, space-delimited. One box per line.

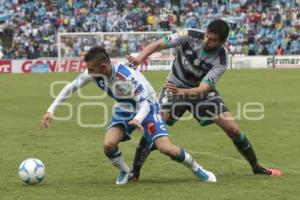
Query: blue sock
xmin=171 ymin=147 xmax=185 ymax=162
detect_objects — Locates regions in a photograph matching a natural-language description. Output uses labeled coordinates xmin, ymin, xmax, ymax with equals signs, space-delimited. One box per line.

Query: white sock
xmin=182 ymin=152 xmax=200 ymax=172
xmin=110 ymin=155 xmax=130 ymax=173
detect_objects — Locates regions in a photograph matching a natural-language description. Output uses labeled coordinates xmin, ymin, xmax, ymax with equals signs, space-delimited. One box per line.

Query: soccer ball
xmin=19 ymin=158 xmax=46 ymax=185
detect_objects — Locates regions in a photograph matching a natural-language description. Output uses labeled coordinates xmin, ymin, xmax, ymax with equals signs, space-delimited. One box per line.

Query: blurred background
xmin=0 ymin=0 xmax=300 ymax=60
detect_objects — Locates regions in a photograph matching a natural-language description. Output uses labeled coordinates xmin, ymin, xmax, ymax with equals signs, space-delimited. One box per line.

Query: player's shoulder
xmin=114 ymin=63 xmax=135 ymax=81
xmin=217 ymin=47 xmax=228 ymax=66
xmin=79 ymin=68 xmax=92 ymax=80
xmin=165 ymin=29 xmax=205 ymax=42
xmin=187 ymin=29 xmax=205 ymax=40
xmin=75 ymin=68 xmax=93 ymax=85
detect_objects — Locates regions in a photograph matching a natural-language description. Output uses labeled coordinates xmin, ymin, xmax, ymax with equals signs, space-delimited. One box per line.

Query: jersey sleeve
xmin=134 ymin=100 xmax=151 ymax=123
xmin=162 ymin=29 xmax=205 ymax=48
xmin=47 ymin=69 xmax=92 ymax=114
xmin=75 ymin=69 xmax=93 ymax=87
xmin=187 ymin=29 xmax=205 ymax=39
xmin=162 ymin=31 xmax=190 ymax=48
xmin=129 ymin=74 xmax=147 ymax=103
xmin=201 ymin=64 xmax=227 ymax=87
xmin=129 ymin=71 xmax=151 ymax=122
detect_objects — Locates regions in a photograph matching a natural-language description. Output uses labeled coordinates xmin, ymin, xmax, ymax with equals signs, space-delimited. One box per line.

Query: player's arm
xmin=127 ymin=74 xmax=151 ymax=131
xmin=164 ymin=64 xmax=227 ymax=97
xmin=127 ymin=31 xmax=191 ymax=68
xmin=164 ymin=81 xmax=211 ymax=98
xmin=41 ymin=70 xmax=92 ymax=128
xmin=127 ymin=39 xmax=168 ymax=68
xmin=129 ymin=100 xmax=150 ymax=132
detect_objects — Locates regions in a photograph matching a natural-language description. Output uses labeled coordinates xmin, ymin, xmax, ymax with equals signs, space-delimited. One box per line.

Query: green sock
xmin=233 ymin=133 xmax=258 ymax=168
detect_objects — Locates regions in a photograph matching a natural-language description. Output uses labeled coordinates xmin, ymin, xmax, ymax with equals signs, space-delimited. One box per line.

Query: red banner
xmin=0 ymin=60 xmax=12 ymax=73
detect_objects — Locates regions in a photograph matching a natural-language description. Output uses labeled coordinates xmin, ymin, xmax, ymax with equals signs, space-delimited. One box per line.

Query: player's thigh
xmin=107 ymin=108 xmax=136 ymax=143
xmin=192 ymin=90 xmax=229 ymax=126
xmin=214 ymin=111 xmax=241 ymax=138
xmin=142 ymin=110 xmax=169 ymax=150
xmin=159 ymin=88 xmax=190 ymax=126
xmin=104 ymin=125 xmax=125 ymax=148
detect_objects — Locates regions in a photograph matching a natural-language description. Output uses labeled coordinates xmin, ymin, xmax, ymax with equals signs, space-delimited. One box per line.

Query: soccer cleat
xmin=194 ymin=167 xmax=217 ymax=182
xmin=115 ymin=171 xmax=130 ymax=185
xmin=267 ymin=169 xmax=282 ymax=176
xmin=128 ymin=171 xmax=139 ymax=182
xmin=253 ymin=165 xmax=282 ymax=176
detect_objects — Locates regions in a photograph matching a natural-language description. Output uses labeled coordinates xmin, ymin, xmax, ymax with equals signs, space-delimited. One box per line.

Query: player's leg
xmin=103 ymin=125 xmax=132 ymax=184
xmin=131 ymin=92 xmax=188 ymax=181
xmin=139 ymin=107 xmax=216 ymax=182
xmin=214 ymin=112 xmax=281 ymax=176
xmin=131 ymin=135 xmax=150 ymax=181
xmin=154 ymin=136 xmax=217 ymax=182
xmin=193 ymin=90 xmax=281 ymax=176
xmin=131 ymin=111 xmax=171 ymax=181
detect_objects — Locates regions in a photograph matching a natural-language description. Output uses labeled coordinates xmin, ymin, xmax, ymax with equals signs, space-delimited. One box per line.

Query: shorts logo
xmin=147 ymin=122 xmax=156 ymax=135
xmin=0 ymin=60 xmax=12 ymax=73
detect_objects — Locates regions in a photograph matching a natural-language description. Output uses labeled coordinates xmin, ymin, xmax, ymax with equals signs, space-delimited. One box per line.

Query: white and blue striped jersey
xmin=47 ymin=63 xmax=158 ymax=123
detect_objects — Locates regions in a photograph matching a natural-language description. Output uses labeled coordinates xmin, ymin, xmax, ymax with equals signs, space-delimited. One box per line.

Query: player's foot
xmin=115 ymin=171 xmax=131 ymax=185
xmin=128 ymin=170 xmax=139 ymax=182
xmin=194 ymin=167 xmax=217 ymax=182
xmin=253 ymin=165 xmax=282 ymax=176
xmin=129 ymin=176 xmax=139 ymax=182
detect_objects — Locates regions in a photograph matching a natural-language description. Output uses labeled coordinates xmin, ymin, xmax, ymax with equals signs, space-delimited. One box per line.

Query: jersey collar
xmin=200 ymin=43 xmax=223 ymax=56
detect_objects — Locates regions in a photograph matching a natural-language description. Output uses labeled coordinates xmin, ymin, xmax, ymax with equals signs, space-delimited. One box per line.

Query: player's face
xmin=203 ymin=32 xmax=223 ymax=52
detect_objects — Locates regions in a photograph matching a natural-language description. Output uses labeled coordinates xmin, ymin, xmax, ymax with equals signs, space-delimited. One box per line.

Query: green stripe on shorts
xmin=198 ymin=119 xmax=214 ymax=126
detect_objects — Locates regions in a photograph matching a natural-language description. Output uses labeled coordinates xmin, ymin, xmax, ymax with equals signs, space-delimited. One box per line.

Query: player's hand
xmin=41 ymin=112 xmax=52 ymax=129
xmin=163 ymin=82 xmax=180 ymax=94
xmin=129 ymin=118 xmax=144 ymax=132
xmin=126 ymin=55 xmax=142 ymax=69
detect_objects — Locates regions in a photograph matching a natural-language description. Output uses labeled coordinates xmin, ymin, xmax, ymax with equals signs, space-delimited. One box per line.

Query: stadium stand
xmin=0 ymin=0 xmax=299 ymax=59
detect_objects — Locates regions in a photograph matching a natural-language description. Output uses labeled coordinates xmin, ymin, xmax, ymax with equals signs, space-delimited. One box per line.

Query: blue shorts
xmin=107 ymin=104 xmax=168 ymax=149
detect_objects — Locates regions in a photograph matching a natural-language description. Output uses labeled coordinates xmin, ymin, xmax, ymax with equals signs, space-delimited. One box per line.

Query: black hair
xmin=84 ymin=46 xmax=110 ymax=64
xmin=207 ymin=19 xmax=230 ymax=41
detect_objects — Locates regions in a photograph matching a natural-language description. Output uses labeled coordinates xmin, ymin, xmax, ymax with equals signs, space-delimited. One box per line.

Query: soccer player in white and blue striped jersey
xmin=41 ymin=46 xmax=217 ymax=185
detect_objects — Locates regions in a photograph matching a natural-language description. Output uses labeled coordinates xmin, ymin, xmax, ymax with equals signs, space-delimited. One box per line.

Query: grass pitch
xmin=0 ymin=69 xmax=299 ymax=200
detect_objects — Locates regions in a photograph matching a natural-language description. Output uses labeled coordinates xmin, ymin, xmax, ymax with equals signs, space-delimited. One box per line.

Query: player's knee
xmin=103 ymin=145 xmax=120 ymax=159
xmin=103 ymin=141 xmax=117 ymax=154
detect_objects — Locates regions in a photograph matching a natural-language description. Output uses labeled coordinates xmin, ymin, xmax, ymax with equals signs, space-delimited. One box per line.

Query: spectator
xmin=261 ymin=45 xmax=269 ymax=55
xmin=0 ymin=0 xmax=299 ymax=58
xmin=275 ymin=45 xmax=283 ymax=55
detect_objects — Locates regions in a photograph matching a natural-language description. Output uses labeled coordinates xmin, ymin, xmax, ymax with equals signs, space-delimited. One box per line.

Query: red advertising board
xmin=0 ymin=60 xmax=12 ymax=73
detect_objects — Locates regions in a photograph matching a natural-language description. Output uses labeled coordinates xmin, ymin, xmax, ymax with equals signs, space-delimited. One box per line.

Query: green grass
xmin=0 ymin=69 xmax=300 ymax=200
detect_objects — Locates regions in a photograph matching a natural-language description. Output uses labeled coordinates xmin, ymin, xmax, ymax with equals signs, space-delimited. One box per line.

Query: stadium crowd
xmin=0 ymin=0 xmax=300 ymax=59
